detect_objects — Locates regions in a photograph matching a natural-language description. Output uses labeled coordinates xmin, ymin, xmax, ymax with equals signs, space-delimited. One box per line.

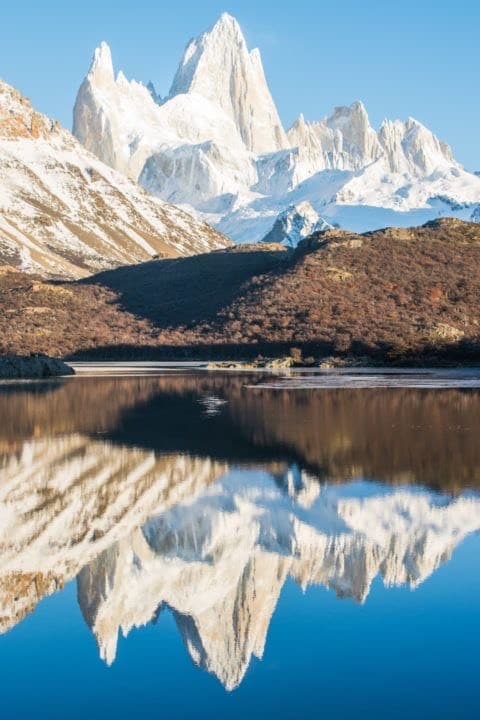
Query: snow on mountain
xmin=73 ymin=14 xmax=480 ymax=243
xmin=0 ymin=79 xmax=227 ymax=278
xmin=262 ymin=201 xmax=332 ymax=247
xmin=169 ymin=13 xmax=288 ymax=154
xmin=287 ymin=102 xmax=384 ymax=178
xmin=73 ymin=18 xmax=259 ymax=208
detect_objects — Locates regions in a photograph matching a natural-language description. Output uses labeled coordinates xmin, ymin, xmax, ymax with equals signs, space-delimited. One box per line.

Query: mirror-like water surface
xmin=1 ymin=366 xmax=479 ymax=718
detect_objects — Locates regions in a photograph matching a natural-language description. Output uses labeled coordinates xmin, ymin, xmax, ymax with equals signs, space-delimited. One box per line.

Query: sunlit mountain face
xmin=73 ymin=15 xmax=480 ymax=242
xmin=1 ymin=371 xmax=480 ymax=692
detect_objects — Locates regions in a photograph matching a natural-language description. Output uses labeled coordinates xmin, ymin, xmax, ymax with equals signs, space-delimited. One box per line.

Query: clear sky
xmin=1 ymin=0 xmax=479 ymax=168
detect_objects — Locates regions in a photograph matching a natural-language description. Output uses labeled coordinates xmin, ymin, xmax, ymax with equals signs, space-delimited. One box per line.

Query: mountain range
xmin=73 ymin=13 xmax=480 ymax=245
xmin=1 ymin=12 xmax=479 ymax=276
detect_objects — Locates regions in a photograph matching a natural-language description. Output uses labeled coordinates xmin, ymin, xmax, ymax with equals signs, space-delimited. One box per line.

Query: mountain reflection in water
xmin=0 ymin=372 xmax=480 ymax=691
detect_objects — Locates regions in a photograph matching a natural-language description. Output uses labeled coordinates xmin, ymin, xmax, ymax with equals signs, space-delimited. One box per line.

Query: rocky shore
xmin=0 ymin=355 xmax=74 ymax=380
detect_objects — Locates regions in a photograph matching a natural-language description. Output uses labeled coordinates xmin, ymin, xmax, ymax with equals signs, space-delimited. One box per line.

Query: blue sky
xmin=1 ymin=0 xmax=479 ymax=168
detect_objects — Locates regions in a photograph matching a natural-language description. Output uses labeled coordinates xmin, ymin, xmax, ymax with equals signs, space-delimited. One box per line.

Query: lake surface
xmin=1 ymin=365 xmax=480 ymax=719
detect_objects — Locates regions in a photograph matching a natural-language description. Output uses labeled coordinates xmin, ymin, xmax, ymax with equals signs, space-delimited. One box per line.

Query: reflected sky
xmin=0 ymin=370 xmax=479 ymax=718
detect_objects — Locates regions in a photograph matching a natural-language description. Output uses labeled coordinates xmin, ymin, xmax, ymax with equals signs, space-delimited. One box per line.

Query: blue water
xmin=0 ymin=371 xmax=479 ymax=719
xmin=1 ymin=532 xmax=479 ymax=719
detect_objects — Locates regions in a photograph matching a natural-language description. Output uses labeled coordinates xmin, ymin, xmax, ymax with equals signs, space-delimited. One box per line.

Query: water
xmin=1 ymin=366 xmax=480 ymax=719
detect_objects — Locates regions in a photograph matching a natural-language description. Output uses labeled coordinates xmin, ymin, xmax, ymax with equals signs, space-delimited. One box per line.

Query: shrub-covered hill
xmin=0 ymin=218 xmax=479 ymax=364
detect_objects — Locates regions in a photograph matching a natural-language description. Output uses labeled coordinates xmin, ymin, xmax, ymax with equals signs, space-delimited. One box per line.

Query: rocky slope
xmin=73 ymin=14 xmax=480 ymax=242
xmin=0 ymin=218 xmax=478 ymax=363
xmin=0 ymin=80 xmax=228 ymax=278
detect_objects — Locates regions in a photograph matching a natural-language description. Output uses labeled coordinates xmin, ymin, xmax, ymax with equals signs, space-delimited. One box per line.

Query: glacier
xmin=72 ymin=13 xmax=480 ymax=244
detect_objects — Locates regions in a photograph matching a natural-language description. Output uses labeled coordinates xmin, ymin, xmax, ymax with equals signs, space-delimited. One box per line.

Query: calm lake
xmin=1 ymin=365 xmax=480 ymax=719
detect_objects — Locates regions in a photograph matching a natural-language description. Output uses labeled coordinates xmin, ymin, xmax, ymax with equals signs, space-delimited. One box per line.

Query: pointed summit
xmin=378 ymin=116 xmax=455 ymax=175
xmin=169 ymin=14 xmax=287 ymax=153
xmin=212 ymin=12 xmax=244 ymax=36
xmin=326 ymin=101 xmax=383 ymax=165
xmin=87 ymin=41 xmax=114 ymax=85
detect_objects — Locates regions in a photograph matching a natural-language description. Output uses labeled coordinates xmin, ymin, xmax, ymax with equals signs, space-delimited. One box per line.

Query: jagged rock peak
xmin=87 ymin=41 xmax=115 ymax=85
xmin=326 ymin=101 xmax=383 ymax=162
xmin=210 ymin=12 xmax=245 ymax=39
xmin=378 ymin=116 xmax=455 ymax=174
xmin=171 ymin=14 xmax=249 ymax=95
xmin=72 ymin=17 xmax=480 ymax=242
xmin=169 ymin=13 xmax=288 ymax=153
xmin=290 ymin=113 xmax=307 ymax=130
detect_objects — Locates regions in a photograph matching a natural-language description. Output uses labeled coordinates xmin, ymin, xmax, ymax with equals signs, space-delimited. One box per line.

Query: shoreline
xmin=66 ymin=352 xmax=480 ymax=370
xmin=68 ymin=360 xmax=480 ymax=374
xmin=63 ymin=361 xmax=480 ymax=389
xmin=1 ymin=354 xmax=480 ymax=383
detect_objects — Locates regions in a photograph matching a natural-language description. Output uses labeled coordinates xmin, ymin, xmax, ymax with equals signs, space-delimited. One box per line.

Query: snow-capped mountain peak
xmin=73 ymin=14 xmax=480 ymax=243
xmin=262 ymin=201 xmax=333 ymax=247
xmin=170 ymin=14 xmax=251 ymax=99
xmin=326 ymin=101 xmax=383 ymax=165
xmin=378 ymin=116 xmax=456 ymax=175
xmin=87 ymin=41 xmax=115 ymax=85
xmin=169 ymin=13 xmax=288 ymax=153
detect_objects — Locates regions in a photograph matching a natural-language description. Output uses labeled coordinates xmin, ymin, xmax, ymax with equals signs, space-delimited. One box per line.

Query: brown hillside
xmin=0 ymin=218 xmax=479 ymax=363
